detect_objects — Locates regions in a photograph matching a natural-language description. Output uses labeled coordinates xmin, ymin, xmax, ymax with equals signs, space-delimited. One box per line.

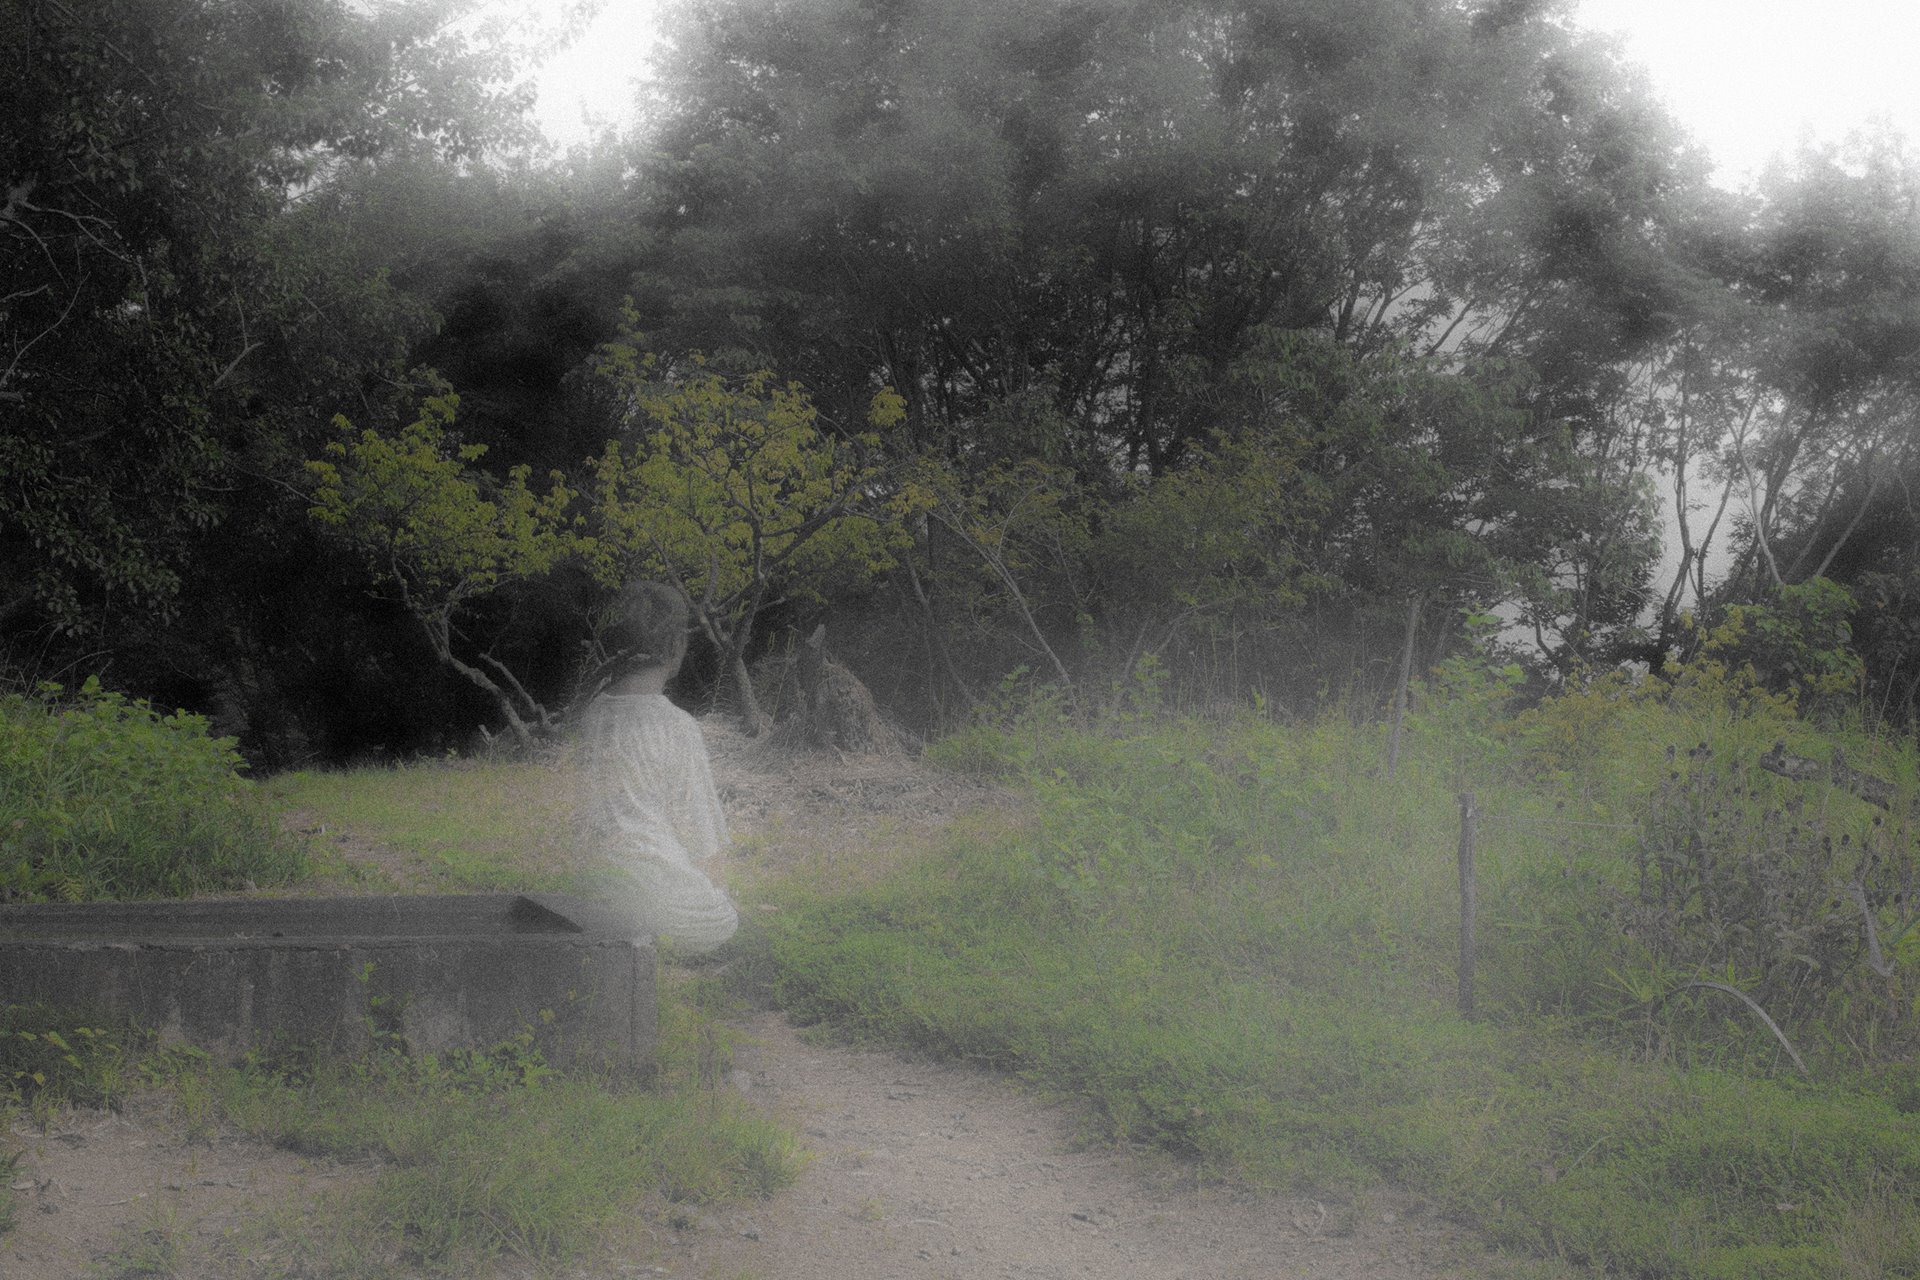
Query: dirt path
xmin=5 ymin=1093 xmax=339 ymax=1277
xmin=3 ymin=720 xmax=1501 ymax=1279
xmin=649 ymin=725 xmax=1494 ymax=1280
xmin=642 ymin=1008 xmax=1484 ymax=1280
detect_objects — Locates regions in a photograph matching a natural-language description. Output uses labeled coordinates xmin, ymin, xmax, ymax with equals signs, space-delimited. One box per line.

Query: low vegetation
xmin=1 ymin=980 xmax=797 ymax=1278
xmin=0 ymin=680 xmax=304 ymax=903
xmin=208 ymin=973 xmax=798 ymax=1277
xmin=760 ymin=654 xmax=1920 ymax=1278
xmin=263 ymin=759 xmax=597 ymax=894
xmin=7 ymin=627 xmax=1920 ymax=1277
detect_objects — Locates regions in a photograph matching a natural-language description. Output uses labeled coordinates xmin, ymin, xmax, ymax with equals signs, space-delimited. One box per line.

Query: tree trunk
xmin=728 ymin=646 xmax=769 ymax=736
xmin=422 ymin=616 xmax=536 ymax=752
xmin=687 ymin=597 xmax=770 ymax=737
xmin=774 ymin=624 xmax=899 ymax=752
xmin=902 ymin=547 xmax=974 ymax=712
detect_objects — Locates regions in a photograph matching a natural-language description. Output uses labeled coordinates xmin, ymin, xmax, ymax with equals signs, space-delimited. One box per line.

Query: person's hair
xmin=605 ymin=580 xmax=690 ymax=677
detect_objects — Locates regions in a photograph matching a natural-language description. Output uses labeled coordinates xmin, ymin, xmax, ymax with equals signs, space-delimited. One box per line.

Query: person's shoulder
xmin=629 ymin=693 xmax=702 ymax=732
xmin=576 ymin=695 xmax=613 ymax=733
xmin=660 ymin=699 xmax=704 ymax=730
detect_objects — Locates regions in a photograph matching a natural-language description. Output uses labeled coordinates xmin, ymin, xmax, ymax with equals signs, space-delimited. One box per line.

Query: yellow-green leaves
xmin=303 ymin=387 xmax=581 ymax=745
xmin=583 ymin=345 xmax=903 ymax=607
xmin=867 ymin=386 xmax=907 ymax=430
xmin=306 ymin=391 xmax=577 ymax=613
xmin=582 ymin=322 xmax=907 ymax=730
xmin=302 ymin=341 xmax=903 ymax=737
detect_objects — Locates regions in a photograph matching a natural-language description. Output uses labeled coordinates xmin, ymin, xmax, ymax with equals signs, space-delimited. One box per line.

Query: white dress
xmin=575 ymin=692 xmax=739 ymax=953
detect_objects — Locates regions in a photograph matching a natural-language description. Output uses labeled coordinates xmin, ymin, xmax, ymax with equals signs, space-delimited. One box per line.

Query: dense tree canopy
xmin=629 ymin=0 xmax=1702 ymax=690
xmin=0 ymin=0 xmax=531 ymax=635
xmin=4 ymin=0 xmax=1919 ymax=755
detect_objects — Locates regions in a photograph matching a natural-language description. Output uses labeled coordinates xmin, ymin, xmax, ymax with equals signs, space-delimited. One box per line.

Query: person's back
xmin=575 ymin=583 xmax=738 ymax=953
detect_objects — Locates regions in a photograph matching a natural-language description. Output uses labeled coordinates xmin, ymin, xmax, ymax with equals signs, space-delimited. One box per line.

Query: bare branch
xmin=1809 ymin=453 xmax=1885 ymax=581
xmin=926 ymin=501 xmax=1075 ymax=691
xmin=1730 ymin=423 xmax=1784 ymax=590
xmin=209 ymin=288 xmax=261 ymax=390
xmin=1670 ymin=981 xmax=1808 ymax=1076
xmin=1848 ymin=882 xmax=1895 ymax=978
xmin=1 ymin=283 xmax=53 ymax=307
xmin=0 ymin=274 xmax=85 ymax=394
xmin=477 ymin=650 xmax=552 ymax=732
xmin=1758 ymin=740 xmax=1897 ymax=810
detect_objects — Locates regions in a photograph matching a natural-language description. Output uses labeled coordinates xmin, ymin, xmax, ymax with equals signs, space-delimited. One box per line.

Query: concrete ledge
xmin=0 ymin=895 xmax=655 ymax=1076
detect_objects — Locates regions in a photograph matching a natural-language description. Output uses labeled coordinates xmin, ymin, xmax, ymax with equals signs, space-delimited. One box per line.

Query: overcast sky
xmin=526 ymin=0 xmax=1920 ymax=191
xmin=1575 ymin=0 xmax=1920 ymax=186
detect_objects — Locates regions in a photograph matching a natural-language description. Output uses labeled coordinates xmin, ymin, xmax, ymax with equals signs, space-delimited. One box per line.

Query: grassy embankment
xmin=0 ymin=685 xmax=799 ymax=1278
xmin=265 ymin=757 xmax=606 ymax=895
xmin=756 ymin=661 xmax=1920 ymax=1279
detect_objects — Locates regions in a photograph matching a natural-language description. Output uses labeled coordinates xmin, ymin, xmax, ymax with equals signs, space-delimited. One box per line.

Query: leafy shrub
xmin=1497 ymin=649 xmax=1920 ymax=1066
xmin=1704 ymin=579 xmax=1866 ymax=716
xmin=0 ymin=677 xmax=305 ymax=901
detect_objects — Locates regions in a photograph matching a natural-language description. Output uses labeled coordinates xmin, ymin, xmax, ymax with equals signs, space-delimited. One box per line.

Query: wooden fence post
xmin=1457 ymin=791 xmax=1477 ymax=1020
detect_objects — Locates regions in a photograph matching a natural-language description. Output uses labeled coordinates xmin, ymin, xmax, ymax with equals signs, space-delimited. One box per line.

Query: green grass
xmin=206 ymin=986 xmax=799 ymax=1277
xmin=13 ymin=661 xmax=1920 ymax=1276
xmin=93 ymin=1198 xmax=183 ymax=1279
xmin=757 ymin=674 xmax=1920 ymax=1279
xmin=263 ymin=760 xmax=599 ymax=894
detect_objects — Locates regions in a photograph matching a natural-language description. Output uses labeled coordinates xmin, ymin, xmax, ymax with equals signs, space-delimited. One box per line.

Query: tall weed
xmin=0 ymin=1004 xmax=143 ymax=1115
xmin=1501 ymin=660 xmax=1920 ymax=1065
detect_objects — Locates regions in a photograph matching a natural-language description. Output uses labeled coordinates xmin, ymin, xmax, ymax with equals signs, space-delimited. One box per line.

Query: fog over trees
xmin=6 ymin=0 xmax=1918 ymax=762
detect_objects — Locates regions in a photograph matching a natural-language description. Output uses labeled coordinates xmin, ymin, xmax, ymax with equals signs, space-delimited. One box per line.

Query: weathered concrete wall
xmin=0 ymin=895 xmax=655 ymax=1076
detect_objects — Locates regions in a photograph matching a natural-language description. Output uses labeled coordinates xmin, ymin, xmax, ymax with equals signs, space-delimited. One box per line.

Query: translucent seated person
xmin=575 ymin=582 xmax=739 ymax=953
